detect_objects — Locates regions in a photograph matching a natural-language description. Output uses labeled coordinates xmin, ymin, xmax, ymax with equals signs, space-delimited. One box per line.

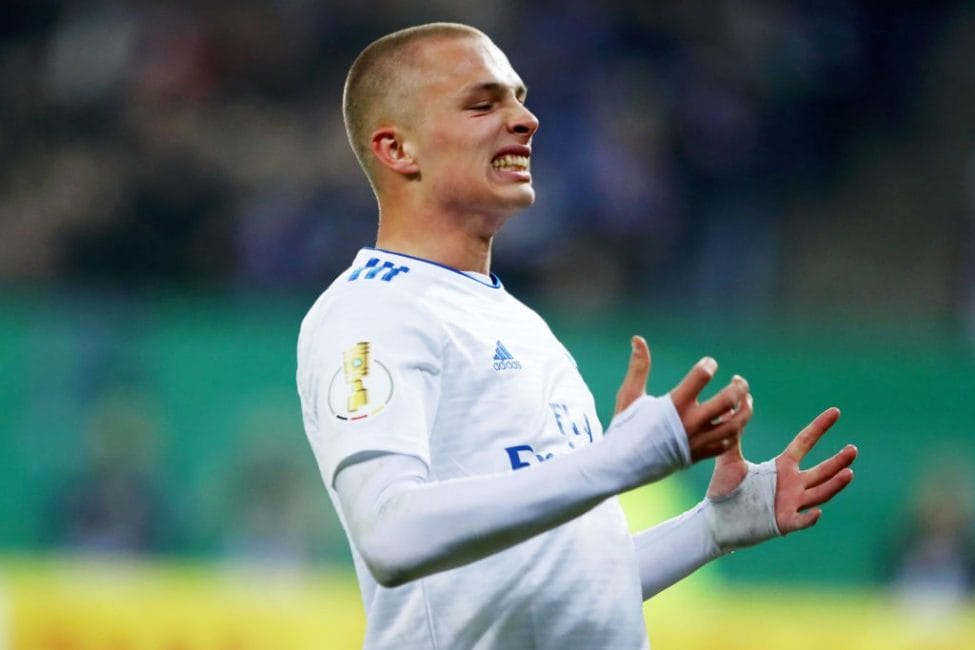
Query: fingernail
xmin=700 ymin=357 xmax=717 ymax=374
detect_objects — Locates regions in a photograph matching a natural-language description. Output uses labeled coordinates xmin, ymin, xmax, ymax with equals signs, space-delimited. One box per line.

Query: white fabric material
xmin=632 ymin=460 xmax=782 ymax=599
xmin=633 ymin=502 xmax=720 ymax=599
xmin=333 ymin=393 xmax=689 ymax=587
xmin=298 ymin=248 xmax=691 ymax=650
xmin=704 ymin=459 xmax=781 ymax=552
xmin=604 ymin=393 xmax=690 ymax=480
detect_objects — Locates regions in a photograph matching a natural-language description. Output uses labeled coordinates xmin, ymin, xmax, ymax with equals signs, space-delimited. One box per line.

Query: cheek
xmin=419 ymin=124 xmax=494 ymax=183
xmin=430 ymin=143 xmax=487 ymax=178
xmin=435 ymin=121 xmax=492 ymax=152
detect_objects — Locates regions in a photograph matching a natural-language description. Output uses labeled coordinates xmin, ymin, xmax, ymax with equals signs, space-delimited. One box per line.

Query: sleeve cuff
xmin=661 ymin=393 xmax=691 ymax=467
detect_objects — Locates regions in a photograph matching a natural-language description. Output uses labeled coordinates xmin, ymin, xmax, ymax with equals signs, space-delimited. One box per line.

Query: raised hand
xmin=614 ymin=335 xmax=753 ymax=463
xmin=704 ymin=406 xmax=858 ymax=553
xmin=773 ymin=407 xmax=857 ymax=533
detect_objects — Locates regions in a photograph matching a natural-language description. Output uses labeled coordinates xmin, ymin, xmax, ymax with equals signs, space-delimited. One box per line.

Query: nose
xmin=509 ymin=103 xmax=539 ymax=138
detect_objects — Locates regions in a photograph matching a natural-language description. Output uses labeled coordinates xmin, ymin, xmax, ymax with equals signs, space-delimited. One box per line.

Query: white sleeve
xmin=334 ymin=393 xmax=691 ymax=588
xmin=633 ymin=503 xmax=720 ymax=599
xmin=297 ymin=290 xmax=443 ymax=486
xmin=634 ymin=459 xmax=781 ymax=600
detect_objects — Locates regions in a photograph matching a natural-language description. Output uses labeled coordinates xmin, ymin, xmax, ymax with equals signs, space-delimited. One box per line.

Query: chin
xmin=505 ymin=185 xmax=536 ymax=208
xmin=465 ymin=185 xmax=536 ymax=218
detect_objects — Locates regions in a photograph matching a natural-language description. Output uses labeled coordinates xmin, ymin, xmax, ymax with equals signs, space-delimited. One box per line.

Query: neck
xmin=375 ymin=198 xmax=510 ymax=275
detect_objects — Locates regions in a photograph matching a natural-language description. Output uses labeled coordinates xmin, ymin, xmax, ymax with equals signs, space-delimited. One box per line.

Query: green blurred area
xmin=0 ymin=291 xmax=972 ymax=586
xmin=559 ymin=307 xmax=974 ymax=585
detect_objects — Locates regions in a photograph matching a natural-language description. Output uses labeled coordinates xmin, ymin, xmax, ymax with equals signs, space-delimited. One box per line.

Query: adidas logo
xmin=493 ymin=340 xmax=522 ymax=371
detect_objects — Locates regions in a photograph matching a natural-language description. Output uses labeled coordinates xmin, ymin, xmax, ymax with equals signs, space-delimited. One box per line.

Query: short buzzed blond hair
xmin=343 ymin=23 xmax=487 ymax=189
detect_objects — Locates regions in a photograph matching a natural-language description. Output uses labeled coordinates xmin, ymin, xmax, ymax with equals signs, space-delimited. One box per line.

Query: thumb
xmin=615 ymin=335 xmax=651 ymax=415
xmin=706 ymin=441 xmax=747 ymax=497
xmin=714 ymin=437 xmax=745 ymax=466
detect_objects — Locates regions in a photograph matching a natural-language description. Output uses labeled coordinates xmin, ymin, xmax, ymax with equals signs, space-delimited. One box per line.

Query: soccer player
xmin=296 ymin=23 xmax=857 ymax=649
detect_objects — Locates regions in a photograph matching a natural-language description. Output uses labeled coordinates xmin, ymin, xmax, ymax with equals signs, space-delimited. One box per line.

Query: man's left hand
xmin=708 ymin=407 xmax=857 ymax=534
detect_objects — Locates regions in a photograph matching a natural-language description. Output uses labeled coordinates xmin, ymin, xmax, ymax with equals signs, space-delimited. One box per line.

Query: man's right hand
xmin=615 ymin=335 xmax=753 ymax=463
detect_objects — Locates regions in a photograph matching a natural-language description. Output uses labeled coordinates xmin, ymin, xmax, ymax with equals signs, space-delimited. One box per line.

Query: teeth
xmin=491 ymin=154 xmax=529 ymax=171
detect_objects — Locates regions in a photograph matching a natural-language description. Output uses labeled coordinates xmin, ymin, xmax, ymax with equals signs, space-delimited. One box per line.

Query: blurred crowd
xmin=1 ymin=0 xmax=973 ymax=320
xmin=35 ymin=321 xmax=341 ymax=566
xmin=889 ymin=454 xmax=975 ymax=603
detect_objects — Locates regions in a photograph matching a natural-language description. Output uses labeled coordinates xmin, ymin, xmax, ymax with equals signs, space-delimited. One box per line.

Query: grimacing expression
xmin=398 ymin=36 xmax=540 ymax=217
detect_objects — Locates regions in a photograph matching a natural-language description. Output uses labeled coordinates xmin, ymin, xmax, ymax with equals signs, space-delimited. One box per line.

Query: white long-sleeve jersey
xmin=297 ymin=247 xmax=762 ymax=649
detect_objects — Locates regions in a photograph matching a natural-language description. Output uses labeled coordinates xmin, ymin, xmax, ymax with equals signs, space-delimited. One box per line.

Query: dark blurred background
xmin=1 ymin=0 xmax=974 ymax=647
xmin=2 ymin=0 xmax=973 ymax=316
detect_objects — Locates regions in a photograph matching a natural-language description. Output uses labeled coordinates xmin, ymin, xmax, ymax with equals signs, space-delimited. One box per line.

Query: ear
xmin=370 ymin=128 xmax=419 ymax=176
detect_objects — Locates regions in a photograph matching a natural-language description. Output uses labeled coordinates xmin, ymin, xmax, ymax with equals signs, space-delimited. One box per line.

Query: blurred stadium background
xmin=2 ymin=1 xmax=975 ymax=648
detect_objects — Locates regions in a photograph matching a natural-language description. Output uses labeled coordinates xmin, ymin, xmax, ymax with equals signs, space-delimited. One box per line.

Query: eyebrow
xmin=463 ymin=81 xmax=528 ymax=101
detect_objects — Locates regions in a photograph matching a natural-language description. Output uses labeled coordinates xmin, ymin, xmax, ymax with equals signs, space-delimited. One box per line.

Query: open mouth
xmin=491 ymin=154 xmax=530 ymax=172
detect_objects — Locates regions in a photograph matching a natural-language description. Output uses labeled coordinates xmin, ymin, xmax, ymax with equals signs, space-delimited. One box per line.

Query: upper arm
xmin=334 ymin=452 xmax=430 ymax=517
xmin=333 ymin=451 xmax=432 ymax=586
xmin=298 ymin=289 xmax=444 ymax=487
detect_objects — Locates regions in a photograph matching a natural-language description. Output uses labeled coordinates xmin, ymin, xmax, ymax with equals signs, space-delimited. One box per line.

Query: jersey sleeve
xmin=297 ymin=286 xmax=443 ymax=486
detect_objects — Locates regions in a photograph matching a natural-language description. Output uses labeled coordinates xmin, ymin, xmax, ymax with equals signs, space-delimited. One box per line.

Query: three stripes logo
xmin=348 ymin=257 xmax=410 ymax=283
xmin=493 ymin=340 xmax=522 ymax=371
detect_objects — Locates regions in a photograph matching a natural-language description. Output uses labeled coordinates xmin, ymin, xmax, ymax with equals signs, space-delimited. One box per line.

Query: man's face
xmin=401 ymin=36 xmax=539 ymax=218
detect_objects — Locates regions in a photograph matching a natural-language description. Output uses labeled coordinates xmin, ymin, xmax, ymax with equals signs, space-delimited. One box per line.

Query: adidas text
xmin=493 ymin=359 xmax=523 ymax=371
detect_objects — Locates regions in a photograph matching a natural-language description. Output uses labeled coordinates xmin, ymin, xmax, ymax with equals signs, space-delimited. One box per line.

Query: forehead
xmin=413 ymin=35 xmax=524 ymax=98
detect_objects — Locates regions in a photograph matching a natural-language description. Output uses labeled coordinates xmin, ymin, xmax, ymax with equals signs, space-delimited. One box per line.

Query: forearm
xmin=635 ymin=459 xmax=781 ymax=599
xmin=335 ymin=394 xmax=689 ymax=587
xmin=634 ymin=502 xmax=721 ymax=600
xmin=338 ymin=450 xmax=617 ymax=587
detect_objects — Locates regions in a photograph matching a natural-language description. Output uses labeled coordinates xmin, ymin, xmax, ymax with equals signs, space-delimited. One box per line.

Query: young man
xmin=297 ymin=23 xmax=857 ymax=649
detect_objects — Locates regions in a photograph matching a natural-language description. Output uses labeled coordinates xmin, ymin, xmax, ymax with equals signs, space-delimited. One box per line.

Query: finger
xmin=693 ymin=376 xmax=749 ymax=428
xmin=710 ymin=388 xmax=755 ymax=425
xmin=802 ymin=444 xmax=858 ymax=489
xmin=669 ymin=356 xmax=717 ymax=409
xmin=697 ymin=434 xmax=744 ymax=464
xmin=713 ymin=431 xmax=745 ymax=466
xmin=705 ymin=439 xmax=748 ymax=496
xmin=714 ymin=395 xmax=750 ymax=464
xmin=710 ymin=408 xmax=735 ymax=425
xmin=800 ymin=468 xmax=854 ymax=510
xmin=784 ymin=407 xmax=841 ymax=464
xmin=689 ymin=398 xmax=751 ymax=461
xmin=695 ymin=393 xmax=752 ymax=444
xmin=691 ymin=437 xmax=739 ymax=462
xmin=615 ymin=336 xmax=651 ymax=415
xmin=690 ymin=424 xmax=742 ymax=462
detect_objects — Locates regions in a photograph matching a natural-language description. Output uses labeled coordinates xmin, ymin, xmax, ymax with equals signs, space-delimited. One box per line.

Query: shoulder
xmin=298 ymin=262 xmax=445 ymax=371
xmin=303 ymin=258 xmax=438 ymax=327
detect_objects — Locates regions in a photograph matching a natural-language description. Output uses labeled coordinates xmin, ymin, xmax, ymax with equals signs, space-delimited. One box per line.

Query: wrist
xmin=704 ymin=459 xmax=780 ymax=553
xmin=604 ymin=394 xmax=691 ymax=486
xmin=693 ymin=500 xmax=726 ymax=560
